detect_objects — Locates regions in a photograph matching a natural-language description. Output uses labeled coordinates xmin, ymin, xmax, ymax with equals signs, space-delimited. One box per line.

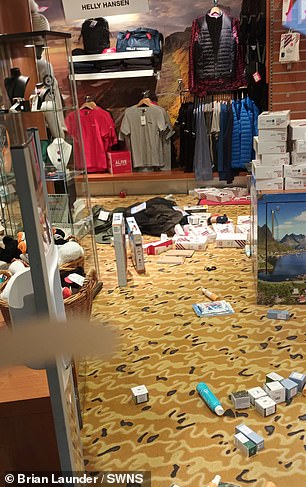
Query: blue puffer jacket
xmin=231 ymin=100 xmax=241 ymax=169
xmin=240 ymin=98 xmax=253 ymax=167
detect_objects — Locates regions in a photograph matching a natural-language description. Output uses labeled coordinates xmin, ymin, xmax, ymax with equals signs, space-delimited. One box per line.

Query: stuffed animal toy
xmin=8 ymin=260 xmax=28 ymax=275
xmin=17 ymin=232 xmax=27 ymax=254
xmin=57 ymin=241 xmax=84 ymax=266
xmin=53 ymin=228 xmax=69 ymax=245
xmin=0 ymin=236 xmax=22 ymax=263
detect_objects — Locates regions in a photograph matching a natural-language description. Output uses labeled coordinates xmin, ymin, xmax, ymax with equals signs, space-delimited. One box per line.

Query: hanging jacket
xmin=193 ymin=13 xmax=236 ymax=81
xmin=231 ymin=100 xmax=241 ymax=169
xmin=240 ymin=98 xmax=253 ymax=167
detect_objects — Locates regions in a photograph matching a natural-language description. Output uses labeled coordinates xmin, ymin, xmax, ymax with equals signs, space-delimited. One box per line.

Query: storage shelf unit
xmin=74 ymin=70 xmax=156 ymax=80
xmin=72 ymin=50 xmax=154 ymax=62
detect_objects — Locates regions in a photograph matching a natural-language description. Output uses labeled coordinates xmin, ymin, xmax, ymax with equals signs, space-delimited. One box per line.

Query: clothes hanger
xmin=136 ymin=97 xmax=153 ymax=107
xmin=80 ymin=95 xmax=97 ymax=110
xmin=209 ymin=0 xmax=222 ymax=17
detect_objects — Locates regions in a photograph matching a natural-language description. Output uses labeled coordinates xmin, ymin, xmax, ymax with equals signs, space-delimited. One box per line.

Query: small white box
xmin=131 ymin=385 xmax=149 ymax=404
xmin=266 ymin=372 xmax=284 ymax=383
xmin=126 ymin=217 xmax=145 ymax=274
xmin=212 ymin=222 xmax=235 ymax=234
xmin=260 ymin=152 xmax=290 ymax=166
xmin=248 ymin=386 xmax=267 ymax=405
xmin=284 ymin=177 xmax=306 ymax=190
xmin=263 ymin=381 xmax=286 ymax=404
xmin=112 ymin=213 xmax=127 ymax=288
xmin=289 ymin=372 xmax=306 ymax=391
xmin=215 ymin=233 xmax=247 ymax=248
xmin=258 ymin=110 xmax=290 ymax=129
xmin=255 ymin=396 xmax=277 ymax=417
xmin=236 ymin=223 xmax=250 ymax=240
xmin=258 ymin=128 xmax=288 ymax=141
xmin=289 ymin=119 xmax=306 ymax=139
xmin=293 ymin=139 xmax=306 ymax=153
xmin=252 ymin=161 xmax=283 ymax=179
xmin=291 ymin=151 xmax=306 ymax=165
xmin=283 ymin=164 xmax=306 ymax=178
xmin=235 ymin=424 xmax=265 ymax=451
xmin=234 ymin=432 xmax=257 ymax=457
xmin=281 ymin=378 xmax=299 ymax=400
xmin=237 ymin=215 xmax=251 ymax=225
xmin=255 ymin=178 xmax=284 ymax=190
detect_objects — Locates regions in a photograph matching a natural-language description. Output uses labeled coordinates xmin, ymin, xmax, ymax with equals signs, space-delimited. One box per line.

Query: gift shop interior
xmin=0 ymin=1 xmax=306 ymax=487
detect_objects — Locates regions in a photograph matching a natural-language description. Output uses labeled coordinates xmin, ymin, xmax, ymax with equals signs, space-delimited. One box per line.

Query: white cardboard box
xmin=236 ymin=223 xmax=250 ymax=240
xmin=255 ymin=396 xmax=277 ymax=417
xmin=260 ymin=152 xmax=290 ymax=166
xmin=255 ymin=178 xmax=284 ymax=190
xmin=293 ymin=139 xmax=306 ymax=153
xmin=289 ymin=119 xmax=306 ymax=139
xmin=258 ymin=110 xmax=290 ymax=129
xmin=284 ymin=177 xmax=306 ymax=189
xmin=175 ymin=236 xmax=208 ymax=251
xmin=112 ymin=213 xmax=127 ymax=287
xmin=215 ymin=233 xmax=247 ymax=248
xmin=291 ymin=151 xmax=306 ymax=165
xmin=248 ymin=386 xmax=267 ymax=406
xmin=252 ymin=161 xmax=283 ymax=179
xmin=126 ymin=217 xmax=146 ymax=274
xmin=283 ymin=164 xmax=306 ymax=178
xmin=257 ymin=140 xmax=287 ymax=155
xmin=131 ymin=385 xmax=149 ymax=404
xmin=263 ymin=381 xmax=286 ymax=404
xmin=237 ymin=215 xmax=251 ymax=225
xmin=258 ymin=128 xmax=287 ymax=141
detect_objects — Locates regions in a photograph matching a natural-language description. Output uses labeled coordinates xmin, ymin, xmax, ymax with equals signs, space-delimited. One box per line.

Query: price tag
xmin=66 ymin=273 xmax=85 ymax=287
xmin=140 ymin=115 xmax=146 ymax=126
xmin=131 ymin=202 xmax=146 ymax=214
xmin=98 ymin=210 xmax=110 ymax=221
xmin=253 ymin=71 xmax=262 ymax=83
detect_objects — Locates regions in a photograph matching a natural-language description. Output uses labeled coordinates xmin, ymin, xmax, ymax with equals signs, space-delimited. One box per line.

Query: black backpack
xmin=80 ymin=17 xmax=110 ymax=54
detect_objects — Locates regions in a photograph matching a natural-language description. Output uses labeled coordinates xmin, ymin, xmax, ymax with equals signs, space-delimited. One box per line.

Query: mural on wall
xmin=41 ymin=0 xmax=242 ymax=161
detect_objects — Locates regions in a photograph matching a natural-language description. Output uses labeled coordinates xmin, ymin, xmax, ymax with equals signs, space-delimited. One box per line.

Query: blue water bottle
xmin=196 ymin=382 xmax=225 ymax=416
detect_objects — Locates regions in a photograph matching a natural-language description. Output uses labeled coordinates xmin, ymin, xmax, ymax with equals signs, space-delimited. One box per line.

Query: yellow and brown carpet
xmin=79 ymin=195 xmax=305 ymax=487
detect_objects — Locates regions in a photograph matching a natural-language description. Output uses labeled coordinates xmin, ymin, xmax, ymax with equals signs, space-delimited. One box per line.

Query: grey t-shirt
xmin=119 ymin=105 xmax=167 ymax=168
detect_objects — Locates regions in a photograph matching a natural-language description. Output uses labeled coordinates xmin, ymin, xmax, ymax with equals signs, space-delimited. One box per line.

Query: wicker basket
xmin=0 ymin=268 xmax=97 ymax=327
xmin=64 ymin=268 xmax=97 ymax=320
xmin=0 ymin=270 xmax=13 ymax=327
xmin=59 ymin=254 xmax=85 ymax=272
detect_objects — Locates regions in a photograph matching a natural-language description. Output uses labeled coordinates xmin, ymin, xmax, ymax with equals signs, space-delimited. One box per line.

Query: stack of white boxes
xmin=252 ymin=110 xmax=290 ymax=190
xmin=285 ymin=119 xmax=306 ymax=189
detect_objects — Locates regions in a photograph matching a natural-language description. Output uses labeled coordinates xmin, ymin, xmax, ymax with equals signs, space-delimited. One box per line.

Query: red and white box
xmin=145 ymin=239 xmax=173 ymax=255
xmin=215 ymin=233 xmax=247 ymax=248
xmin=174 ymin=236 xmax=208 ymax=251
xmin=107 ymin=151 xmax=132 ymax=174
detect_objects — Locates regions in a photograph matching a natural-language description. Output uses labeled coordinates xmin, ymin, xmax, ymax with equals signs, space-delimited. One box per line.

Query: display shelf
xmin=0 ymin=29 xmax=99 ymax=273
xmin=74 ymin=69 xmax=156 ymax=80
xmin=72 ymin=50 xmax=153 ymax=62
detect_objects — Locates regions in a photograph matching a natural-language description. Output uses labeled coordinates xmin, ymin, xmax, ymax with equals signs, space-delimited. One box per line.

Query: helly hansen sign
xmin=62 ymin=0 xmax=150 ymax=20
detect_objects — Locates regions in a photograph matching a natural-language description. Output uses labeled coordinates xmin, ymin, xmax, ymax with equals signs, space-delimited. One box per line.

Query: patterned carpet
xmin=79 ymin=194 xmax=306 ymax=487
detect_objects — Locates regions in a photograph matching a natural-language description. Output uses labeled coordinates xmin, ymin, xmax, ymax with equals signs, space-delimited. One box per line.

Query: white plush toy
xmin=57 ymin=241 xmax=84 ymax=266
xmin=0 ymin=261 xmax=28 ymax=301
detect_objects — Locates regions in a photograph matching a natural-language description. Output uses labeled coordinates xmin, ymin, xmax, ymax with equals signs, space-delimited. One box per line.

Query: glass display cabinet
xmin=0 ymin=30 xmax=98 ymax=272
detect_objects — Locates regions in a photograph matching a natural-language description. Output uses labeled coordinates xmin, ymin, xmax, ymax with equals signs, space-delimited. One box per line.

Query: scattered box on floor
xmin=166 ymin=249 xmax=195 ymax=258
xmin=255 ymin=396 xmax=277 ymax=417
xmin=157 ymin=255 xmax=185 ymax=265
xmin=260 ymin=152 xmax=290 ymax=166
xmin=204 ymin=189 xmax=234 ymax=203
xmin=289 ymin=119 xmax=306 ymax=139
xmin=235 ymin=424 xmax=265 ymax=451
xmin=291 ymin=151 xmax=306 ymax=165
xmin=174 ymin=236 xmax=208 ymax=251
xmin=266 ymin=372 xmax=284 ymax=383
xmin=234 ymin=432 xmax=257 ymax=457
xmin=293 ymin=139 xmax=306 ymax=153
xmin=145 ymin=239 xmax=173 ymax=255
xmin=215 ymin=233 xmax=247 ymax=248
xmin=255 ymin=177 xmax=284 ymax=191
xmin=107 ymin=150 xmax=132 ymax=174
xmin=248 ymin=386 xmax=267 ymax=405
xmin=188 ymin=225 xmax=216 ymax=243
xmin=267 ymin=309 xmax=290 ymax=320
xmin=283 ymin=164 xmax=306 ymax=178
xmin=231 ymin=390 xmax=251 ymax=409
xmin=236 ymin=223 xmax=250 ymax=240
xmin=258 ymin=110 xmax=290 ymax=129
xmin=126 ymin=217 xmax=145 ymax=274
xmin=280 ymin=378 xmax=299 ymax=400
xmin=112 ymin=212 xmax=127 ymax=287
xmin=131 ymin=385 xmax=149 ymax=404
xmin=289 ymin=372 xmax=306 ymax=391
xmin=263 ymin=381 xmax=286 ymax=403
xmin=227 ymin=187 xmax=249 ymax=197
xmin=284 ymin=177 xmax=306 ymax=189
xmin=212 ymin=222 xmax=235 ymax=234
xmin=258 ymin=128 xmax=288 ymax=141
xmin=252 ymin=161 xmax=284 ymax=179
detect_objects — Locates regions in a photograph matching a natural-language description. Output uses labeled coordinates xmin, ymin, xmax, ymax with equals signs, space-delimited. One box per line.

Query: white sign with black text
xmin=62 ymin=0 xmax=150 ymax=20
